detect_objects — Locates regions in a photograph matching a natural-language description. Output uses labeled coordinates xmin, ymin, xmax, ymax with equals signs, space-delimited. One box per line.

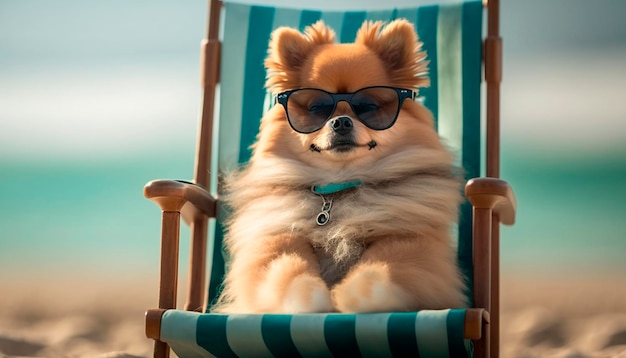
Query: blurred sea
xmin=1 ymin=148 xmax=625 ymax=278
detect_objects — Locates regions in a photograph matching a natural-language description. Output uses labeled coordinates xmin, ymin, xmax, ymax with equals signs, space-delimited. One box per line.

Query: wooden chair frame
xmin=143 ymin=0 xmax=515 ymax=357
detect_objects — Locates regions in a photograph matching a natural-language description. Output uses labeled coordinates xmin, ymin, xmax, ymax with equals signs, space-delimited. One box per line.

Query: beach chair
xmin=143 ymin=0 xmax=516 ymax=357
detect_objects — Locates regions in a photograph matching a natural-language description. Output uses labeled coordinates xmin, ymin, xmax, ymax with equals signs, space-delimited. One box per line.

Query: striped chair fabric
xmin=163 ymin=1 xmax=484 ymax=357
xmin=162 ymin=309 xmax=472 ymax=358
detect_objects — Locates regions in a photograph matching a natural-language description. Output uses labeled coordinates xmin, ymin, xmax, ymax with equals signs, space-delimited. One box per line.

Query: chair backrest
xmin=206 ymin=1 xmax=484 ymax=309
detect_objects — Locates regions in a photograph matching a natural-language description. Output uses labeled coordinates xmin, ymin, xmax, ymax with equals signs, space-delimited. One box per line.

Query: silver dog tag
xmin=316 ymin=197 xmax=333 ymax=226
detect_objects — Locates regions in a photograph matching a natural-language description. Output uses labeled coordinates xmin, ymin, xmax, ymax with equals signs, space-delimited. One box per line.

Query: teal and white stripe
xmin=208 ymin=1 xmax=483 ymax=308
xmin=437 ymin=4 xmax=464 ymax=168
xmin=162 ymin=309 xmax=471 ymax=357
xmin=289 ymin=314 xmax=330 ymax=357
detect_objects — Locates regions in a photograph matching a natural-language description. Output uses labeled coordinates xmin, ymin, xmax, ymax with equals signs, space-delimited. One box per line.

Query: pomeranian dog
xmin=214 ymin=19 xmax=467 ymax=313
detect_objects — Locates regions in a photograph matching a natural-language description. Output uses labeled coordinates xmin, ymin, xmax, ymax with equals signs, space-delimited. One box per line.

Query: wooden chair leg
xmin=472 ymin=207 xmax=493 ymax=358
xmin=185 ymin=217 xmax=208 ymax=312
xmin=491 ymin=217 xmax=500 ymax=356
xmin=153 ymin=210 xmax=181 ymax=358
xmin=474 ymin=320 xmax=491 ymax=357
xmin=159 ymin=211 xmax=181 ymax=309
xmin=154 ymin=341 xmax=170 ymax=358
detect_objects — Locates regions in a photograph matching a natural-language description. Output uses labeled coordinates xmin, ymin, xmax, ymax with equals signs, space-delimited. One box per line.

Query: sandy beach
xmin=500 ymin=274 xmax=626 ymax=357
xmin=1 ymin=273 xmax=626 ymax=358
xmin=0 ymin=275 xmax=155 ymax=358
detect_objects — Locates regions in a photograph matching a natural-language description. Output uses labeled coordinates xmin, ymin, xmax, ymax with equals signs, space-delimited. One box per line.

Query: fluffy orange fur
xmin=213 ymin=19 xmax=467 ymax=313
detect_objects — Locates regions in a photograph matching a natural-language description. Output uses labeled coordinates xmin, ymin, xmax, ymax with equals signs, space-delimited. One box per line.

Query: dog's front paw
xmin=332 ymin=263 xmax=413 ymax=313
xmin=255 ymin=254 xmax=332 ymax=313
xmin=283 ymin=274 xmax=333 ymax=313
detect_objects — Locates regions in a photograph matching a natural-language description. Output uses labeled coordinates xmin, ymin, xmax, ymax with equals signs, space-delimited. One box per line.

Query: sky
xmin=1 ymin=0 xmax=625 ymax=162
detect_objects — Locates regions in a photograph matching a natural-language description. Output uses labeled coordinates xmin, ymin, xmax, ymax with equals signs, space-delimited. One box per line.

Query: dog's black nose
xmin=329 ymin=116 xmax=353 ymax=135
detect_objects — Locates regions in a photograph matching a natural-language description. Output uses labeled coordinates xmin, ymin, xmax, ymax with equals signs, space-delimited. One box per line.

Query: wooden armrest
xmin=145 ymin=308 xmax=167 ymax=340
xmin=144 ymin=179 xmax=217 ymax=221
xmin=464 ymin=308 xmax=490 ymax=340
xmin=465 ymin=177 xmax=516 ymax=225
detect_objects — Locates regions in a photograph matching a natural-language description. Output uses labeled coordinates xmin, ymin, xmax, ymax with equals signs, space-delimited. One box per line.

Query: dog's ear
xmin=355 ymin=20 xmax=429 ymax=89
xmin=265 ymin=21 xmax=335 ymax=93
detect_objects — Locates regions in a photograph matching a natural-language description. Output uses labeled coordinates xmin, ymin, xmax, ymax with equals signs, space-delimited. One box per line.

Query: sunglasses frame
xmin=275 ymin=86 xmax=416 ymax=134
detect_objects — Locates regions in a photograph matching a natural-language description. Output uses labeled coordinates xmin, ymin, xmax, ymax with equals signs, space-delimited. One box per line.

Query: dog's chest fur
xmin=316 ymin=247 xmax=362 ymax=287
xmin=300 ymin=190 xmax=373 ymax=287
xmin=225 ymin=152 xmax=461 ymax=291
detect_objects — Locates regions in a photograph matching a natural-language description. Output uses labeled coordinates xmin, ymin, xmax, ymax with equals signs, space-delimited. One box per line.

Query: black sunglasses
xmin=275 ymin=86 xmax=416 ymax=134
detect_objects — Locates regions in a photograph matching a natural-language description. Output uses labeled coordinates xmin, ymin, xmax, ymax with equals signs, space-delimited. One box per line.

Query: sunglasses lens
xmin=351 ymin=87 xmax=400 ymax=130
xmin=286 ymin=89 xmax=334 ymax=133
